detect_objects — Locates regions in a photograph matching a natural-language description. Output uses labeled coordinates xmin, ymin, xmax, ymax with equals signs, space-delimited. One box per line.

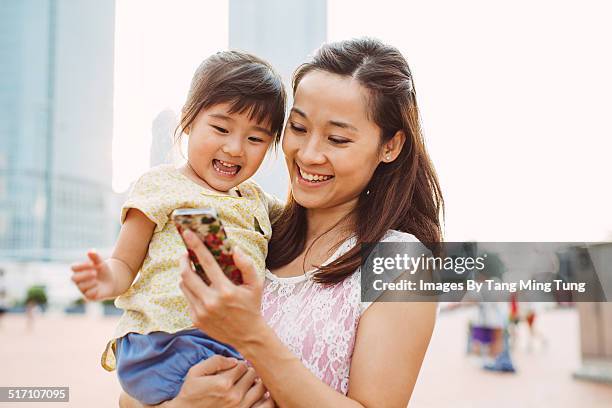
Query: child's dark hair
xmin=177 ymin=50 xmax=287 ymax=146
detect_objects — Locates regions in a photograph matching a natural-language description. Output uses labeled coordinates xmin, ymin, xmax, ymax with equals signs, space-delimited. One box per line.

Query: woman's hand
xmin=119 ymin=355 xmax=274 ymax=408
xmin=178 ymin=230 xmax=268 ymax=351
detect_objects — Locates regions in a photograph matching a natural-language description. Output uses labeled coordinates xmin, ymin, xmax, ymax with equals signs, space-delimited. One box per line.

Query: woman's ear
xmin=380 ymin=130 xmax=406 ymax=163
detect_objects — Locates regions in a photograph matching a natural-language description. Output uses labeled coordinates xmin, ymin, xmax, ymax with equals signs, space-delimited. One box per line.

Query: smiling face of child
xmin=184 ymin=102 xmax=274 ymax=193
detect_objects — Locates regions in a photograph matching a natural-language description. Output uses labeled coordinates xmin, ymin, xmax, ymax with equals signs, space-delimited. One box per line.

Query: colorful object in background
xmin=466 ymin=300 xmax=517 ymax=374
xmin=509 ymin=292 xmax=520 ymax=324
xmin=467 ymin=323 xmax=505 ymax=358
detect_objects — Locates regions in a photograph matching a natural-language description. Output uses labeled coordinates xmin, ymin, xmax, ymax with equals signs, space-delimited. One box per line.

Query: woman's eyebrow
xmin=290 ymin=107 xmax=307 ymax=118
xmin=292 ymin=108 xmax=358 ymax=132
xmin=329 ymin=120 xmax=358 ymax=132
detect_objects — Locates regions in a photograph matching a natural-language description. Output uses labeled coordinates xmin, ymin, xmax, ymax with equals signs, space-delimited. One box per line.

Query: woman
xmin=122 ymin=37 xmax=443 ymax=408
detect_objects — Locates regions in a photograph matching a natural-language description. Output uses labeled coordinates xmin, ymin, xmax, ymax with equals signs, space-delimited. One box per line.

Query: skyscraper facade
xmin=0 ymin=0 xmax=116 ymax=261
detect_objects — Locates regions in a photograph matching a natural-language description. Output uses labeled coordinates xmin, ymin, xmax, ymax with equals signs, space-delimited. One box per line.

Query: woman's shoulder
xmin=337 ymin=230 xmax=421 ymax=262
xmin=380 ymin=229 xmax=421 ymax=244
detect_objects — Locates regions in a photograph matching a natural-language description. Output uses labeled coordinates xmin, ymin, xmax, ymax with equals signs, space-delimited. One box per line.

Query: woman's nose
xmin=298 ymin=135 xmax=326 ymax=165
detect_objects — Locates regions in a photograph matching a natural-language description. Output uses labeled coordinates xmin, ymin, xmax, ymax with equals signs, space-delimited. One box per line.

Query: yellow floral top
xmin=101 ymin=164 xmax=284 ymax=371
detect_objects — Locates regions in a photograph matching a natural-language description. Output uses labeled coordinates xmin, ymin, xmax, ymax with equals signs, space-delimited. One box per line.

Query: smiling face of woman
xmin=283 ymin=70 xmax=386 ymax=211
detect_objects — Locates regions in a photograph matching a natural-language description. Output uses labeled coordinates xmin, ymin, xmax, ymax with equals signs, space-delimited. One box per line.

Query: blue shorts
xmin=116 ymin=329 xmax=242 ymax=405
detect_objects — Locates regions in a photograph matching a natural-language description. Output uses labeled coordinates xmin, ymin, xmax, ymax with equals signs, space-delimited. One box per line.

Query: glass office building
xmin=0 ymin=0 xmax=116 ymax=261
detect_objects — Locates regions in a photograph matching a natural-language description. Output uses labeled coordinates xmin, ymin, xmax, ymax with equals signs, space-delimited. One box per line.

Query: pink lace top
xmin=261 ymin=230 xmax=418 ymax=395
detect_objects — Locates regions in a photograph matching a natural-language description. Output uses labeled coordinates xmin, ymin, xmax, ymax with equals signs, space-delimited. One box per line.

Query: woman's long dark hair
xmin=267 ymin=38 xmax=444 ymax=285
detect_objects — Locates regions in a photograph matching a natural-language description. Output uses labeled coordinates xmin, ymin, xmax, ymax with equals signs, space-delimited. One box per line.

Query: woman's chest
xmin=262 ymin=276 xmax=362 ymax=358
xmin=271 ymin=236 xmax=346 ymax=279
xmin=260 ymin=274 xmax=363 ymax=393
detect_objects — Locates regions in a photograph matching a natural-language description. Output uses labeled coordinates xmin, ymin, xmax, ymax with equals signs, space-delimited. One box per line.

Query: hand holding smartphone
xmin=172 ymin=208 xmax=243 ymax=285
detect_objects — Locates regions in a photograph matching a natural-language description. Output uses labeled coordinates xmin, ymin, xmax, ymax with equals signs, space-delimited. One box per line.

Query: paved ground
xmin=411 ymin=307 xmax=612 ymax=407
xmin=0 ymin=313 xmax=121 ymax=407
xmin=0 ymin=307 xmax=610 ymax=407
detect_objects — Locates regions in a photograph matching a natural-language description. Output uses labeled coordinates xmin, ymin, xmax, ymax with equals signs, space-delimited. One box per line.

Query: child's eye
xmin=290 ymin=122 xmax=307 ymax=133
xmin=248 ymin=136 xmax=264 ymax=143
xmin=211 ymin=125 xmax=229 ymax=134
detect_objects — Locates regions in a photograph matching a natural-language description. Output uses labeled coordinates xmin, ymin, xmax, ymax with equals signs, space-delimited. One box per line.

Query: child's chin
xmin=211 ymin=176 xmax=242 ymax=191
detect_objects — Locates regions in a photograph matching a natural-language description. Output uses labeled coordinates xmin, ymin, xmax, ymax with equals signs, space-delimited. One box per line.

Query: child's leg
xmin=116 ymin=329 xmax=241 ymax=405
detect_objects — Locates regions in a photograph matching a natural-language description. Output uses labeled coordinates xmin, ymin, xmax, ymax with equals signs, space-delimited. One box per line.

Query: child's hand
xmin=71 ymin=250 xmax=117 ymax=301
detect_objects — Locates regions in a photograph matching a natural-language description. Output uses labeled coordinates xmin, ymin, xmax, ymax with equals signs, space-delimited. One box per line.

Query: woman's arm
xmin=347 ymin=302 xmax=437 ymax=407
xmin=178 ymin=230 xmax=436 ymax=408
xmin=237 ymin=302 xmax=435 ymax=408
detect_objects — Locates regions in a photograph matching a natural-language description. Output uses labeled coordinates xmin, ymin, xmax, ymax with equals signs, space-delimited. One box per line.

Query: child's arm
xmin=71 ymin=209 xmax=155 ymax=300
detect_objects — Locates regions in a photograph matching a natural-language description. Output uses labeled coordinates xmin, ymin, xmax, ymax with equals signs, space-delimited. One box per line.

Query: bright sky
xmin=113 ymin=0 xmax=612 ymax=241
xmin=329 ymin=0 xmax=612 ymax=241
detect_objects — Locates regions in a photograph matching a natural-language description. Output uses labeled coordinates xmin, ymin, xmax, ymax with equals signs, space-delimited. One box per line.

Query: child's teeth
xmin=213 ymin=160 xmax=239 ymax=175
xmin=219 ymin=160 xmax=237 ymax=168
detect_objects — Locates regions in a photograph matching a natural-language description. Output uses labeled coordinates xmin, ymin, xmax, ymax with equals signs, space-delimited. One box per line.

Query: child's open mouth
xmin=213 ymin=159 xmax=241 ymax=176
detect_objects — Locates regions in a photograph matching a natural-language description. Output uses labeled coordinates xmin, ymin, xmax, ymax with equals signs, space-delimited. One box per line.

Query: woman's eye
xmin=329 ymin=137 xmax=350 ymax=145
xmin=211 ymin=125 xmax=229 ymax=134
xmin=290 ymin=123 xmax=306 ymax=133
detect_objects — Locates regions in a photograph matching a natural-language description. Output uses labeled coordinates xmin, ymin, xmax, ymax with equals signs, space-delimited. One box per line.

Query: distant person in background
xmin=0 ymin=289 xmax=6 ymax=328
xmin=122 ymin=37 xmax=443 ymax=408
xmin=25 ymin=299 xmax=37 ymax=332
xmin=523 ymin=302 xmax=548 ymax=352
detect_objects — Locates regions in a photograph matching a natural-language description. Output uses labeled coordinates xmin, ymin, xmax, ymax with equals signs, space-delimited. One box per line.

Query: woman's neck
xmin=305 ymin=198 xmax=357 ymax=243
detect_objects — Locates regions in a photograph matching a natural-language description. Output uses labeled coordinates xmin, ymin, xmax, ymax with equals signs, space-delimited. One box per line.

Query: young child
xmin=70 ymin=50 xmax=286 ymax=405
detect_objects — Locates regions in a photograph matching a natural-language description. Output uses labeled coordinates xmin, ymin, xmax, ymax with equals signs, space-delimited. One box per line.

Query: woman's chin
xmin=291 ymin=190 xmax=326 ymax=209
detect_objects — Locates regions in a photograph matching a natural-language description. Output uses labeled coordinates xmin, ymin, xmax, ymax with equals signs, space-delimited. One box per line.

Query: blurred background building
xmin=0 ymin=0 xmax=116 ymax=263
xmin=150 ymin=109 xmax=178 ymax=167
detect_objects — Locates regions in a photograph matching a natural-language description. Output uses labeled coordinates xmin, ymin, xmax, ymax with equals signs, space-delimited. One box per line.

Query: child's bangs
xmin=226 ymin=96 xmax=284 ymax=137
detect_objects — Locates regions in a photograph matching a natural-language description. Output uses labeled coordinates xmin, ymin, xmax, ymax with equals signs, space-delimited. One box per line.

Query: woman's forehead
xmin=293 ymin=70 xmax=371 ymax=125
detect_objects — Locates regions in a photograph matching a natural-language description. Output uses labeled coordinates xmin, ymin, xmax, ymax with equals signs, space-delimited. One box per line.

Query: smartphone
xmin=172 ymin=208 xmax=243 ymax=285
